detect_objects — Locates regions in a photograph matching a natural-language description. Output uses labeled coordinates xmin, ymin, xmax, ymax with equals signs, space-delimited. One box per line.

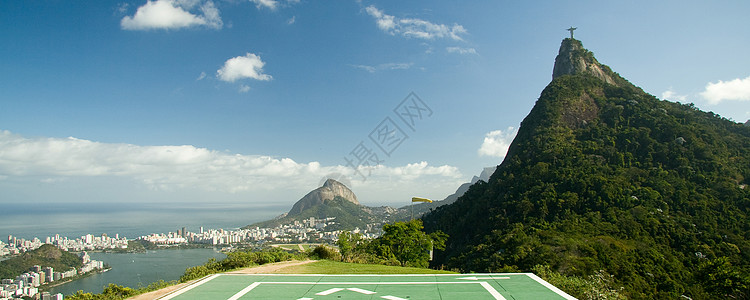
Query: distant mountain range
xmin=400 ymin=166 xmax=497 ymax=217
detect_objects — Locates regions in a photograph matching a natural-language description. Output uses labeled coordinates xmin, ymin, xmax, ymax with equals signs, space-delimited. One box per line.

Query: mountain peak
xmin=288 ymin=179 xmax=359 ymax=216
xmin=552 ymin=38 xmax=619 ymax=86
xmin=323 ymin=178 xmax=344 ymax=188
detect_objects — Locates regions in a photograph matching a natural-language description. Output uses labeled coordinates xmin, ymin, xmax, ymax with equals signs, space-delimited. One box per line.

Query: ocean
xmin=1 ymin=202 xmax=287 ymax=240
xmin=1 ymin=202 xmax=287 ymax=295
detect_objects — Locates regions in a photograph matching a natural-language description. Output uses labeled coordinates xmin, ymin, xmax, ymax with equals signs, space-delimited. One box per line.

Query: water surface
xmin=1 ymin=202 xmax=286 ymax=240
xmin=46 ymin=248 xmax=226 ymax=296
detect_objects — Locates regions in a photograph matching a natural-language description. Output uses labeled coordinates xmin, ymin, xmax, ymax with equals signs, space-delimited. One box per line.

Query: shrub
xmin=309 ymin=244 xmax=341 ymax=260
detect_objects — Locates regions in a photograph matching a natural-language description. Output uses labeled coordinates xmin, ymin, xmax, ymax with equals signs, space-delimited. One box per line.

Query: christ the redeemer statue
xmin=567 ymin=27 xmax=577 ymax=39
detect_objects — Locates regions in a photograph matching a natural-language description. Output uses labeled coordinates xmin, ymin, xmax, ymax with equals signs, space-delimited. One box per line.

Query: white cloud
xmin=446 ymin=47 xmax=476 ymax=55
xmin=661 ymin=88 xmax=687 ymax=102
xmin=350 ymin=62 xmax=413 ymax=73
xmin=351 ymin=65 xmax=377 ymax=73
xmin=238 ymin=85 xmax=251 ymax=93
xmin=249 ymin=0 xmax=277 ymax=10
xmin=700 ymin=76 xmax=750 ymax=105
xmin=382 ymin=63 xmax=412 ymax=70
xmin=0 ymin=130 xmax=462 ymax=196
xmin=121 ymin=0 xmax=222 ymax=30
xmin=217 ymin=53 xmax=272 ymax=83
xmin=365 ymin=6 xmax=396 ymax=32
xmin=287 ymin=16 xmax=296 ymax=25
xmin=175 ymin=0 xmax=201 ymax=8
xmin=199 ymin=0 xmax=222 ymax=28
xmin=117 ymin=3 xmax=130 ymax=14
xmin=422 ymin=43 xmax=434 ymax=54
xmin=365 ymin=5 xmax=467 ymax=41
xmin=478 ymin=127 xmax=518 ymax=158
xmin=248 ymin=0 xmax=301 ymax=11
xmin=196 ymin=71 xmax=207 ymax=80
xmin=366 ymin=161 xmax=461 ymax=181
xmin=40 ymin=177 xmax=67 ymax=184
xmin=348 ymin=162 xmax=464 ymax=205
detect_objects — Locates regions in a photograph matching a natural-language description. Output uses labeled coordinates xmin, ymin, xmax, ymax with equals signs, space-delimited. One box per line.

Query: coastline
xmin=40 ymin=267 xmax=112 ymax=290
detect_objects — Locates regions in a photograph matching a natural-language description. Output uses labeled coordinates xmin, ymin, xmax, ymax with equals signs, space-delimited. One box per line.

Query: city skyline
xmin=2 ymin=1 xmax=749 ymax=207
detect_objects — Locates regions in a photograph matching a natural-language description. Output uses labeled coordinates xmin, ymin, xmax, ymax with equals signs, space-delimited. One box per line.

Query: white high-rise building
xmin=80 ymin=252 xmax=90 ymax=264
xmin=84 ymin=234 xmax=93 ymax=244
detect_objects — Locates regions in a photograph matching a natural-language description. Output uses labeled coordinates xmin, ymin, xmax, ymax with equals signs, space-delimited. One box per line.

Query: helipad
xmin=159 ymin=273 xmax=576 ymax=299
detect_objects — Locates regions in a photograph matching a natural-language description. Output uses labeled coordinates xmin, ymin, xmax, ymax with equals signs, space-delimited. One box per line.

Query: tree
xmin=368 ymin=219 xmax=447 ymax=268
xmin=696 ymin=257 xmax=750 ymax=299
xmin=336 ymin=231 xmax=367 ymax=260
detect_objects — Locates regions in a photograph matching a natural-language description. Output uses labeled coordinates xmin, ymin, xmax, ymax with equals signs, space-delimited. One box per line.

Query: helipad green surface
xmin=159 ymin=273 xmax=576 ymax=300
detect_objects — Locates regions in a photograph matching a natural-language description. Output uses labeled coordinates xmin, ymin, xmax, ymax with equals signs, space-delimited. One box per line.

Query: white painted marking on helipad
xmin=459 ymin=276 xmax=510 ymax=280
xmin=347 ymin=288 xmax=376 ymax=294
xmin=159 ymin=274 xmax=220 ymax=300
xmin=526 ymin=273 xmax=577 ymax=300
xmin=480 ymin=281 xmax=506 ymax=300
xmin=227 ymin=282 xmax=261 ymax=300
xmin=316 ymin=288 xmax=344 ymax=295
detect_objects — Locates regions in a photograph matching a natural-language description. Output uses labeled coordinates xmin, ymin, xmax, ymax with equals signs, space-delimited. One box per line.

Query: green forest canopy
xmin=423 ymin=66 xmax=750 ymax=299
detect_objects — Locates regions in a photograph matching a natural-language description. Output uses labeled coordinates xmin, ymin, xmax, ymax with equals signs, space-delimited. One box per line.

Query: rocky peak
xmin=745 ymin=120 xmax=750 ymax=127
xmin=470 ymin=166 xmax=497 ymax=184
xmin=322 ymin=179 xmax=358 ymax=204
xmin=552 ymin=38 xmax=619 ymax=86
xmin=288 ymin=179 xmax=359 ymax=216
xmin=479 ymin=166 xmax=496 ymax=181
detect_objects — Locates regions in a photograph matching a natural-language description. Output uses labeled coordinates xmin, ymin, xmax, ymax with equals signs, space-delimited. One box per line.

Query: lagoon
xmin=46 ymin=248 xmax=226 ymax=296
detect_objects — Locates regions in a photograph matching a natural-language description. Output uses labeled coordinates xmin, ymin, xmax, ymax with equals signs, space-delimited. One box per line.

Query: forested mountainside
xmin=423 ymin=38 xmax=750 ymax=299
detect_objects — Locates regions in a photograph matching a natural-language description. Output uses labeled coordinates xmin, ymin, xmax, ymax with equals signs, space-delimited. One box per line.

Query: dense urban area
xmin=138 ymin=217 xmax=381 ymax=246
xmin=0 ymin=250 xmax=104 ymax=300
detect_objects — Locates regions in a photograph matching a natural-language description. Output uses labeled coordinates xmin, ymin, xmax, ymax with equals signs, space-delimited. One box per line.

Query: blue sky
xmin=1 ymin=0 xmax=749 ymax=209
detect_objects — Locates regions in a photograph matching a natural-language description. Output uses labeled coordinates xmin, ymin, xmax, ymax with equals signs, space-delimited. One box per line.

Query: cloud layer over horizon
xmin=0 ymin=130 xmax=462 ymax=200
